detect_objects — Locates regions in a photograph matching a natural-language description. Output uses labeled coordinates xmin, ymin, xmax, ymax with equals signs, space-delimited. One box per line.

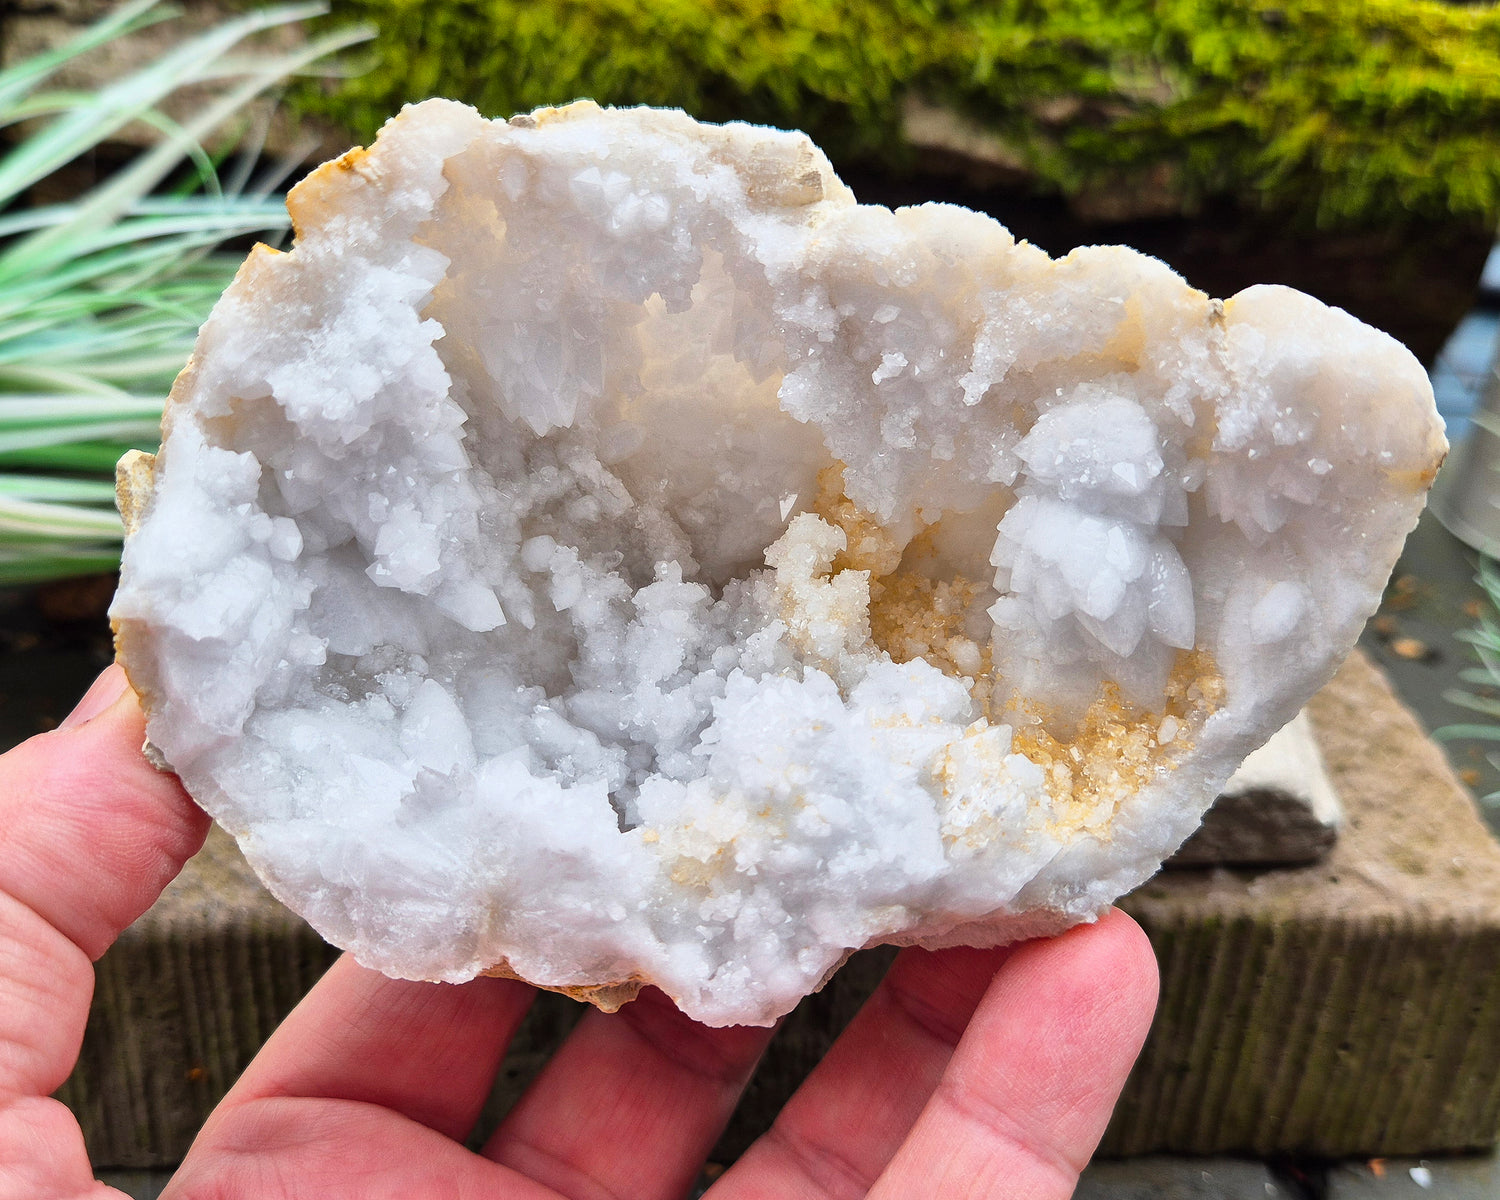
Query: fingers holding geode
xmin=0 ymin=664 xmax=208 ymax=964
xmin=215 ymin=956 xmax=534 ymax=1144
xmin=710 ymin=943 xmax=1015 ymax=1200
xmin=482 ymin=986 xmax=775 ymax=1200
xmin=865 ymin=910 xmax=1158 ymax=1200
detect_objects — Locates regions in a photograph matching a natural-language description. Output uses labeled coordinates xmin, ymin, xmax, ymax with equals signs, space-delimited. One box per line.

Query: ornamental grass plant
xmin=0 ymin=0 xmax=364 ymax=584
xmin=1437 ymin=554 xmax=1500 ymax=804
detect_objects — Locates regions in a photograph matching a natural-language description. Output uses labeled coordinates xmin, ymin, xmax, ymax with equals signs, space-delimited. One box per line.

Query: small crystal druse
xmin=111 ymin=102 xmax=1444 ymax=1026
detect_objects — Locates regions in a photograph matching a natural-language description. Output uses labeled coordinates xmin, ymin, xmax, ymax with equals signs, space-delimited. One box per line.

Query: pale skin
xmin=1 ymin=664 xmax=1159 ymax=1200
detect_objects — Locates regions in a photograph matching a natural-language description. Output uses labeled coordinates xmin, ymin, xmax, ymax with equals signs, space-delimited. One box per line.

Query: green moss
xmin=296 ymin=0 xmax=1500 ymax=228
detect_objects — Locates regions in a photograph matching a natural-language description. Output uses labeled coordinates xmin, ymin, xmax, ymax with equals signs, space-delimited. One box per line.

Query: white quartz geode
xmin=110 ymin=99 xmax=1446 ymax=1026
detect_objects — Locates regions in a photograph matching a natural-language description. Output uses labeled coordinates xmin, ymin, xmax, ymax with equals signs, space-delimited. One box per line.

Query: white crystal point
xmin=110 ymin=99 xmax=1446 ymax=1026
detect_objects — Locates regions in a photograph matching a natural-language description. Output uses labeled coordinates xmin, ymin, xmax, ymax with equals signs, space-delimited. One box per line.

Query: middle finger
xmin=482 ymin=986 xmax=775 ymax=1200
xmin=709 ymin=944 xmax=1013 ymax=1200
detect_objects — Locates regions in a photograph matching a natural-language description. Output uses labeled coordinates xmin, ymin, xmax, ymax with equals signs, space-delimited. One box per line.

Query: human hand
xmin=2 ymin=665 xmax=1158 ymax=1200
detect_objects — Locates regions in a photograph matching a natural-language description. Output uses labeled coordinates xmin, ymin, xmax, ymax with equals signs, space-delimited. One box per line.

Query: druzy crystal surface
xmin=110 ymin=101 xmax=1445 ymax=1025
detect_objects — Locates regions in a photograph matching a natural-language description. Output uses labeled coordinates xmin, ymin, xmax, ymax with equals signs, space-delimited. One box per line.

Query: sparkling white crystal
xmin=110 ymin=100 xmax=1445 ymax=1026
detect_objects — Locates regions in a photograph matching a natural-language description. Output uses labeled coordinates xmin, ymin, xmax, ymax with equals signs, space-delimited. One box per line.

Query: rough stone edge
xmin=477 ymin=959 xmax=646 ymax=1013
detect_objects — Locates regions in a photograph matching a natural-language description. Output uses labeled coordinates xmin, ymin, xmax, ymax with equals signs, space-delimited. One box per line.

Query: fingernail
xmin=60 ymin=664 xmax=131 ymax=729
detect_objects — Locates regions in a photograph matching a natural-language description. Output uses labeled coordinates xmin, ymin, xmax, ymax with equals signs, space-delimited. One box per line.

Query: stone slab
xmin=63 ymin=650 xmax=1500 ymax=1167
xmin=1169 ymin=711 xmax=1341 ymax=867
xmin=1105 ymin=651 xmax=1500 ymax=1157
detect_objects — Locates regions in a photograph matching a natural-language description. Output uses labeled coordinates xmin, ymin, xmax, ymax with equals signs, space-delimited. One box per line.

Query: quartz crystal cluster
xmin=111 ymin=100 xmax=1446 ymax=1026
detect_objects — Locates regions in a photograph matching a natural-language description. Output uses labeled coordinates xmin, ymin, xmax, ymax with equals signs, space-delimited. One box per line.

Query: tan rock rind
xmin=478 ymin=960 xmax=645 ymax=1012
xmin=113 ymin=448 xmax=173 ymax=771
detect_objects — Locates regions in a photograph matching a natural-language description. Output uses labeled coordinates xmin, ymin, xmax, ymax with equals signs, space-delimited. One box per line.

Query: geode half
xmin=110 ymin=100 xmax=1445 ymax=1026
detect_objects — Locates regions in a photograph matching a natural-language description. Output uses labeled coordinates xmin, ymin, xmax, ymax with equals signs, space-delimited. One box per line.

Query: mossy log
xmin=299 ymin=0 xmax=1500 ymax=233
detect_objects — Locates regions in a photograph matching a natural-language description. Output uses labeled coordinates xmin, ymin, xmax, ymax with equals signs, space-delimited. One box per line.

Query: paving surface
xmin=1326 ymin=1155 xmax=1500 ymax=1198
xmin=1076 ymin=1157 xmax=1284 ymax=1197
xmin=95 ymin=1154 xmax=1500 ymax=1198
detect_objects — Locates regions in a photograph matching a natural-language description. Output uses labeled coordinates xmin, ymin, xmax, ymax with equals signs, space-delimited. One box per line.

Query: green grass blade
xmin=0 ymin=395 xmax=163 ymax=424
xmin=0 ymin=193 xmax=288 ymax=241
xmin=0 ymin=396 xmax=162 ymax=455
xmin=0 ymin=0 xmax=166 ymax=113
xmin=2 ymin=27 xmax=361 ymax=281
xmin=0 ymin=95 xmax=224 ymax=197
xmin=2 ymin=312 xmax=200 ymax=363
xmin=0 ymin=423 xmax=161 ymax=456
xmin=0 ymin=365 xmax=141 ymax=396
xmin=0 ymin=549 xmax=123 ymax=585
xmin=1432 ymin=724 xmax=1500 ymax=743
xmin=0 ymin=494 xmax=124 ymax=539
xmin=0 ymin=475 xmax=119 ymax=503
xmin=55 ymin=356 xmax=185 ymax=385
xmin=1442 ymin=689 xmax=1500 ymax=720
xmin=0 ymin=442 xmax=150 ymax=473
xmin=0 ymin=2 xmax=326 ymax=213
xmin=0 ymin=228 xmax=258 ymax=324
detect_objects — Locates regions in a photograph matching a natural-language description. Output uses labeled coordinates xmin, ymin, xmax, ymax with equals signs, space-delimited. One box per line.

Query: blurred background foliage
xmin=297 ymin=0 xmax=1500 ymax=230
xmin=0 ymin=0 xmax=364 ymax=582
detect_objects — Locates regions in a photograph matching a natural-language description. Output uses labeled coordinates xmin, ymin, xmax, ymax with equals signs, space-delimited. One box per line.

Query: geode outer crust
xmin=112 ymin=100 xmax=1445 ymax=1026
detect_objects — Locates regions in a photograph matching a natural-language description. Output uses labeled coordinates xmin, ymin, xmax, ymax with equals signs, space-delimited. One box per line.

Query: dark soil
xmin=0 ymin=575 xmax=117 ymax=750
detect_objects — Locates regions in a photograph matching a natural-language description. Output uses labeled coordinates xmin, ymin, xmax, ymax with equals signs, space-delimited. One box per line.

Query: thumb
xmin=2 ymin=662 xmax=209 ymax=967
xmin=0 ymin=665 xmax=206 ymax=1199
